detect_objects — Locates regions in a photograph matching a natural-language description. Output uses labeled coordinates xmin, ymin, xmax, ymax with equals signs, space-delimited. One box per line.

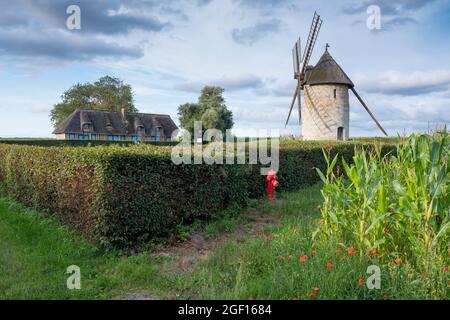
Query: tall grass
xmin=317 ymin=131 xmax=449 ymax=269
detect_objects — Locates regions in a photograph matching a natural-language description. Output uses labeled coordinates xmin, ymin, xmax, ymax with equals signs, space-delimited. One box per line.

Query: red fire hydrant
xmin=266 ymin=169 xmax=279 ymax=201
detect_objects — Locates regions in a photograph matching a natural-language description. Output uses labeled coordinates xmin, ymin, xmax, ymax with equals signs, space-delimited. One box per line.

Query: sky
xmin=0 ymin=0 xmax=449 ymax=138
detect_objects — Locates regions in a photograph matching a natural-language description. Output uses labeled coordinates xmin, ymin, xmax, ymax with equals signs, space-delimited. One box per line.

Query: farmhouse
xmin=53 ymin=108 xmax=178 ymax=142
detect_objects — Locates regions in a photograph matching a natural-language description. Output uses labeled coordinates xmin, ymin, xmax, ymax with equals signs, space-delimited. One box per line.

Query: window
xmin=151 ymin=136 xmax=161 ymax=142
xmin=78 ymin=134 xmax=88 ymax=141
xmin=166 ymin=137 xmax=171 ymax=142
xmin=82 ymin=123 xmax=90 ymax=132
xmin=68 ymin=133 xmax=77 ymax=140
xmin=337 ymin=127 xmax=344 ymax=141
xmin=91 ymin=134 xmax=97 ymax=141
xmin=137 ymin=126 xmax=144 ymax=132
xmin=333 ymin=89 xmax=337 ymax=99
xmin=132 ymin=136 xmax=142 ymax=141
xmin=108 ymin=135 xmax=114 ymax=141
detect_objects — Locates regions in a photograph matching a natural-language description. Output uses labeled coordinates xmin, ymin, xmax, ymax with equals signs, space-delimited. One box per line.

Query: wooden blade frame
xmin=285 ymin=85 xmax=299 ymax=128
xmin=351 ymin=87 xmax=388 ymax=136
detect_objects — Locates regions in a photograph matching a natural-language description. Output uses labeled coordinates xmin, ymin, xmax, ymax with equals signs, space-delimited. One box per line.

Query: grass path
xmin=1 ymin=185 xmax=447 ymax=299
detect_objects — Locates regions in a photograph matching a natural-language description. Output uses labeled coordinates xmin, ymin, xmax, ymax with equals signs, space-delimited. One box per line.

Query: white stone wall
xmin=302 ymin=84 xmax=350 ymax=140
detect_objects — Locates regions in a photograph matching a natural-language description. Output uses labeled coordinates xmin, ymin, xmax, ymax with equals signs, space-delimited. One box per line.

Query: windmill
xmin=285 ymin=12 xmax=388 ymax=140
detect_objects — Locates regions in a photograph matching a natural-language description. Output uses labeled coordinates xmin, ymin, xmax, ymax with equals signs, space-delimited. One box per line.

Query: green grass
xmin=0 ymin=184 xmax=448 ymax=299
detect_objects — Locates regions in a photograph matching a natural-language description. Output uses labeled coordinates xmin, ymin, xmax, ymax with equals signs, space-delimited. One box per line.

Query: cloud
xmin=383 ymin=17 xmax=418 ymax=30
xmin=0 ymin=0 xmax=177 ymax=63
xmin=232 ymin=19 xmax=282 ymax=45
xmin=357 ymin=70 xmax=450 ymax=96
xmin=343 ymin=0 xmax=436 ymax=15
xmin=0 ymin=29 xmax=143 ymax=61
xmin=175 ymin=74 xmax=265 ymax=93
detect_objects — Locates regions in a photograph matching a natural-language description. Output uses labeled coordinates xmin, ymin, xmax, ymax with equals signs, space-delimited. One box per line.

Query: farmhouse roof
xmin=53 ymin=109 xmax=178 ymax=136
xmin=305 ymin=49 xmax=354 ymax=87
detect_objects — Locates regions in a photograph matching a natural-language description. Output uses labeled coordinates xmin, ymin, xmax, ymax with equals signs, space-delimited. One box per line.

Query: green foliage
xmin=0 ymin=140 xmax=398 ymax=249
xmin=178 ymin=86 xmax=234 ymax=139
xmin=0 ymin=139 xmax=177 ymax=147
xmin=50 ymin=76 xmax=137 ymax=127
xmin=317 ymin=131 xmax=449 ymax=268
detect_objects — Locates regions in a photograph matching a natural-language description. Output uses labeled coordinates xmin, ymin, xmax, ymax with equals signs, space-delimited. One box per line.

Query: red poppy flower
xmin=366 ymin=249 xmax=370 ymax=255
xmin=372 ymin=249 xmax=377 ymax=256
xmin=299 ymin=255 xmax=308 ymax=263
xmin=327 ymin=261 xmax=333 ymax=269
xmin=309 ymin=291 xmax=316 ymax=298
xmin=358 ymin=277 xmax=364 ymax=286
xmin=314 ymin=287 xmax=320 ymax=292
xmin=335 ymin=249 xmax=341 ymax=254
xmin=394 ymin=258 xmax=403 ymax=264
xmin=348 ymin=247 xmax=355 ymax=256
xmin=288 ymin=255 xmax=293 ymax=259
xmin=319 ymin=220 xmax=325 ymax=225
xmin=443 ymin=266 xmax=449 ymax=273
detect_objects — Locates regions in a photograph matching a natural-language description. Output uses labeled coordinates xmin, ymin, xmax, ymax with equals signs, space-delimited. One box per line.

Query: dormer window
xmin=155 ymin=126 xmax=162 ymax=132
xmin=82 ymin=123 xmax=90 ymax=132
xmin=137 ymin=126 xmax=144 ymax=132
xmin=106 ymin=123 xmax=113 ymax=131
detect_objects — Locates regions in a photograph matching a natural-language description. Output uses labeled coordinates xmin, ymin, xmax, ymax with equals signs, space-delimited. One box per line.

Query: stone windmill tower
xmin=285 ymin=12 xmax=387 ymax=140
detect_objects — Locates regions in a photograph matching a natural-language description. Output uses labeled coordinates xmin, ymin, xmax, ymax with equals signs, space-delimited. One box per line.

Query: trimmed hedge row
xmin=0 ymin=139 xmax=178 ymax=147
xmin=0 ymin=141 xmax=398 ymax=248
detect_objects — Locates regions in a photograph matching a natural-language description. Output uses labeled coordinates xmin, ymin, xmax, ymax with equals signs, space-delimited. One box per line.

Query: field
xmin=1 ymin=184 xmax=448 ymax=299
xmin=0 ymin=134 xmax=448 ymax=299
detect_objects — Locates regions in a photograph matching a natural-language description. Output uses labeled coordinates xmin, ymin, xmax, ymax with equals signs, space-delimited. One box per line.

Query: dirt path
xmin=151 ymin=202 xmax=282 ymax=274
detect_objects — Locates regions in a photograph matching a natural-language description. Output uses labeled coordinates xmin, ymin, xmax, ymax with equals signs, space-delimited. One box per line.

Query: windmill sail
xmin=285 ymin=12 xmax=322 ymax=128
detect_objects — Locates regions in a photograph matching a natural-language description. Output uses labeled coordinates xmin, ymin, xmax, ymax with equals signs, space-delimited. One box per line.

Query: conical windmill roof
xmin=305 ymin=49 xmax=354 ymax=87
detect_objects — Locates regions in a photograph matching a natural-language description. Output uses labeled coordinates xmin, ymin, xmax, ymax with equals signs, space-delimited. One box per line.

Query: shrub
xmin=0 ymin=140 xmax=398 ymax=249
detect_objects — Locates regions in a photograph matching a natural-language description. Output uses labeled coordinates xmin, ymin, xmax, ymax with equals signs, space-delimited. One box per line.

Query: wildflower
xmin=335 ymin=249 xmax=341 ymax=254
xmin=365 ymin=249 xmax=370 ymax=255
xmin=389 ymin=207 xmax=395 ymax=213
xmin=394 ymin=258 xmax=403 ymax=264
xmin=309 ymin=291 xmax=316 ymax=299
xmin=327 ymin=261 xmax=333 ymax=269
xmin=313 ymin=287 xmax=320 ymax=292
xmin=372 ymin=249 xmax=377 ymax=256
xmin=319 ymin=220 xmax=325 ymax=225
xmin=358 ymin=277 xmax=364 ymax=286
xmin=279 ymin=256 xmax=285 ymax=263
xmin=299 ymin=255 xmax=308 ymax=263
xmin=348 ymin=247 xmax=355 ymax=256
xmin=288 ymin=255 xmax=293 ymax=260
xmin=443 ymin=266 xmax=449 ymax=273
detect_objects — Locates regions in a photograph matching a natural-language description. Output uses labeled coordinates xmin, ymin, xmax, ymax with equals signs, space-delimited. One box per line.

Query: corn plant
xmin=316 ymin=130 xmax=449 ymax=265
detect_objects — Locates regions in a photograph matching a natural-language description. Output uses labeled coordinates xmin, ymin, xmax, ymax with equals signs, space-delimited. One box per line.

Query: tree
xmin=50 ymin=76 xmax=137 ymax=127
xmin=178 ymin=86 xmax=234 ymax=139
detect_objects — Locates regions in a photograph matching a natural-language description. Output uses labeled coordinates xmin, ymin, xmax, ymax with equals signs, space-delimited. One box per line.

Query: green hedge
xmin=0 ymin=141 xmax=398 ymax=249
xmin=0 ymin=139 xmax=178 ymax=147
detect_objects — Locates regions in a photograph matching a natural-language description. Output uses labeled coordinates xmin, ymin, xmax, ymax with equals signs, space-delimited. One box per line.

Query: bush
xmin=0 ymin=140 xmax=398 ymax=249
xmin=0 ymin=139 xmax=177 ymax=147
